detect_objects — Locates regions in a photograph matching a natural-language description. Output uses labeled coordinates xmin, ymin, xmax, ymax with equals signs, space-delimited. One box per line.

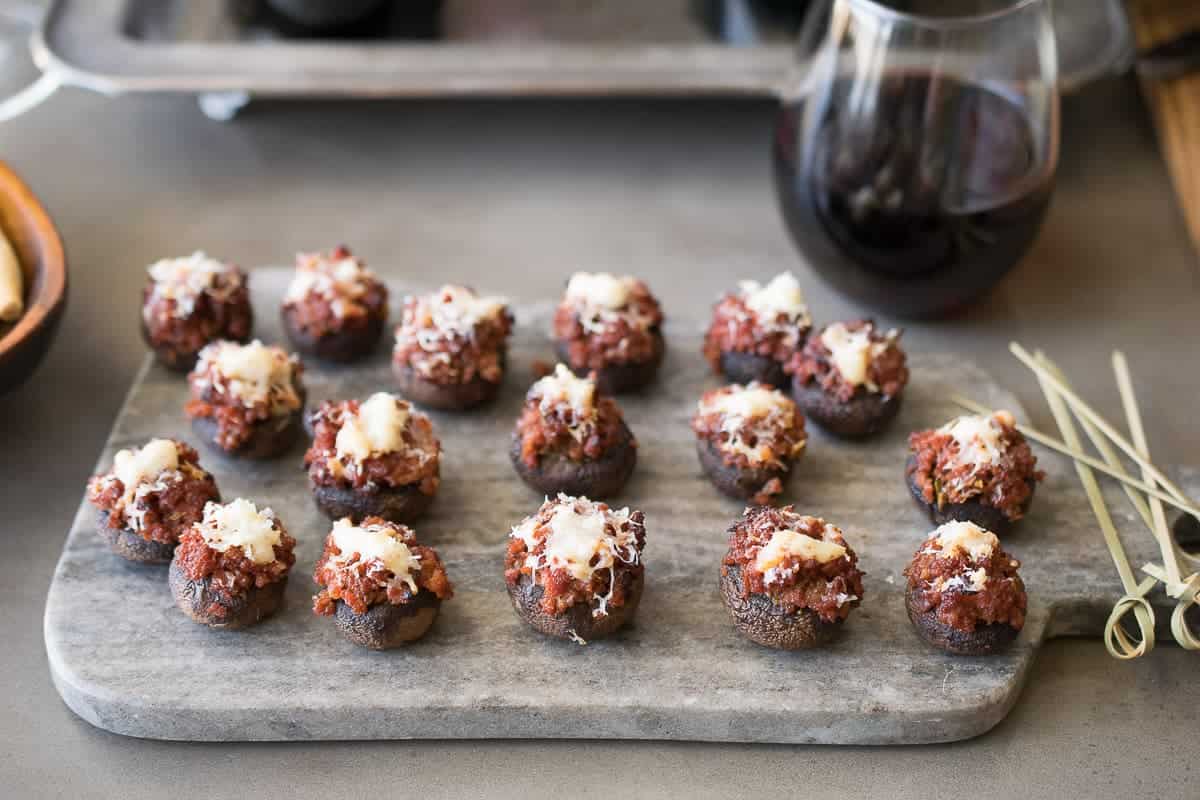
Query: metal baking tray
xmin=33 ymin=0 xmax=1133 ymax=108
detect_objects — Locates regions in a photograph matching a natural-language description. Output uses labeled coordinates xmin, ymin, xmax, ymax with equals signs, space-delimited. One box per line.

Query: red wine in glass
xmin=774 ymin=2 xmax=1059 ymax=318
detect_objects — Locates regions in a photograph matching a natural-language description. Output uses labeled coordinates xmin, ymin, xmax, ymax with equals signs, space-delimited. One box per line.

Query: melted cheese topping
xmin=565 ymin=272 xmax=634 ymax=310
xmin=707 ymin=383 xmax=789 ymax=421
xmin=819 ymin=323 xmax=887 ymax=390
xmin=542 ymin=504 xmax=610 ymax=582
xmin=113 ymin=439 xmax=179 ymax=495
xmin=938 ymin=413 xmax=1011 ymax=467
xmin=201 ymin=340 xmax=297 ymax=409
xmin=510 ymin=495 xmax=641 ymax=617
xmin=334 ymin=393 xmax=410 ymax=463
xmin=147 ymin=252 xmax=236 ymax=317
xmin=426 ymin=285 xmax=506 ymax=335
xmin=737 ymin=271 xmax=809 ymax=322
xmin=328 ymin=518 xmax=420 ymax=592
xmin=932 ymin=521 xmax=997 ymax=562
xmin=755 ymin=527 xmax=847 ymax=572
xmin=531 ymin=364 xmax=596 ymax=416
xmin=699 ymin=383 xmax=798 ymax=465
xmin=284 ymin=250 xmax=373 ymax=316
xmin=194 ymin=499 xmax=281 ymax=564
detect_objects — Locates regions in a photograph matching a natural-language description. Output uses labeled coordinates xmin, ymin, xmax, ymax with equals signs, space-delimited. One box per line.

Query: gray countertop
xmin=1 ymin=77 xmax=1197 ymax=798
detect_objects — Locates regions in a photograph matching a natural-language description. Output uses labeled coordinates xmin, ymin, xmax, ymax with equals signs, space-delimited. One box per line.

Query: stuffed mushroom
xmin=281 ymin=246 xmax=388 ymax=362
xmin=169 ymin=498 xmax=296 ymax=629
xmin=504 ymin=494 xmax=646 ymax=644
xmin=691 ymin=382 xmax=806 ymax=505
xmin=552 ymin=272 xmax=665 ymax=394
xmin=787 ymin=320 xmax=908 ymax=438
xmin=903 ymin=521 xmax=1027 ymax=656
xmin=313 ymin=517 xmax=454 ymax=649
xmin=185 ymin=339 xmax=306 ymax=459
xmin=304 ymin=392 xmax=441 ymax=524
xmin=906 ymin=410 xmax=1043 ymax=536
xmin=510 ymin=364 xmax=637 ymax=498
xmin=702 ymin=271 xmax=811 ymax=388
xmin=140 ymin=252 xmax=252 ymax=371
xmin=392 ymin=284 xmax=513 ymax=410
xmin=86 ymin=438 xmax=220 ymax=564
xmin=720 ymin=506 xmax=864 ymax=650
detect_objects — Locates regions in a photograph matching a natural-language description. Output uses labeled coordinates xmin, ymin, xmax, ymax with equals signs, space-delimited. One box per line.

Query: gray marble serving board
xmin=45 ymin=268 xmax=1176 ymax=744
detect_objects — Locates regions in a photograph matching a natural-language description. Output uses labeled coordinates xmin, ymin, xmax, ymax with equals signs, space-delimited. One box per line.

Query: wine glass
xmin=773 ymin=0 xmax=1060 ymax=318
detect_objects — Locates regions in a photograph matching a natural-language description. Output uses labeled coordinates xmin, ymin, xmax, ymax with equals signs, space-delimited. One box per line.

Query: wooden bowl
xmin=0 ymin=161 xmax=66 ymax=395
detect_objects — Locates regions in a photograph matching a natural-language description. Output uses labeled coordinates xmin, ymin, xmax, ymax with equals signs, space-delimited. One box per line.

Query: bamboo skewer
xmin=948 ymin=395 xmax=1200 ymax=519
xmin=1030 ymin=353 xmax=1156 ymax=659
xmin=1009 ymin=343 xmax=1194 ymax=508
xmin=1111 ymin=352 xmax=1184 ymax=587
xmin=1110 ymin=353 xmax=1200 ymax=651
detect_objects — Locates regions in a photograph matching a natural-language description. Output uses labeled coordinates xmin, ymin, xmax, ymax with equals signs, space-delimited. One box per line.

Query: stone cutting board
xmin=44 ymin=268 xmax=1176 ymax=744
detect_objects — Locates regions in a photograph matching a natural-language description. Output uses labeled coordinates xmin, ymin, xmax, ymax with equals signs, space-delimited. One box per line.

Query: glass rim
xmin=841 ymin=0 xmax=1045 ymax=29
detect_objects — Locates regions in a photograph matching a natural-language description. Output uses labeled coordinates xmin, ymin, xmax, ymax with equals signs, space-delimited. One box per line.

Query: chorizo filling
xmin=788 ymin=320 xmax=908 ymax=402
xmin=703 ymin=271 xmax=811 ymax=371
xmin=392 ymin=284 xmax=513 ymax=386
xmin=904 ymin=521 xmax=1026 ymax=632
xmin=504 ymin=494 xmax=646 ymax=618
xmin=908 ymin=411 xmax=1044 ymax=521
xmin=142 ymin=252 xmax=251 ymax=352
xmin=87 ymin=438 xmax=219 ymax=544
xmin=282 ymin=246 xmax=388 ymax=338
xmin=722 ymin=506 xmax=864 ymax=623
xmin=552 ymin=272 xmax=663 ymax=371
xmin=306 ymin=393 xmax=441 ymax=494
xmin=515 ymin=364 xmax=631 ymax=468
xmin=313 ymin=517 xmax=453 ymax=615
xmin=174 ymin=499 xmax=296 ymax=617
xmin=185 ymin=340 xmax=304 ymax=450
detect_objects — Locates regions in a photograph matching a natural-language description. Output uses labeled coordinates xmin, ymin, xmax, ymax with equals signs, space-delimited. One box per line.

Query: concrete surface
xmin=2 ymin=75 xmax=1198 ymax=796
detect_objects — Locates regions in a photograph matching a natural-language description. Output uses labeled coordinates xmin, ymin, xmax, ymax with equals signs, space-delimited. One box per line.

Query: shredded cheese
xmin=565 ymin=272 xmax=633 ymax=310
xmin=819 ymin=322 xmax=889 ymax=390
xmin=698 ymin=382 xmax=799 ymax=465
xmin=146 ymin=252 xmax=237 ymax=317
xmin=755 ymin=527 xmax=847 ymax=572
xmin=328 ymin=518 xmax=420 ymax=593
xmin=530 ymin=364 xmax=596 ymax=417
xmin=284 ymin=250 xmax=374 ymax=317
xmin=737 ymin=271 xmax=809 ymax=323
xmin=194 ymin=499 xmax=281 ymax=564
xmin=198 ymin=340 xmax=299 ymax=411
xmin=426 ymin=285 xmax=506 ymax=336
xmin=335 ymin=393 xmax=410 ymax=463
xmin=938 ymin=412 xmax=1012 ymax=468
xmin=113 ymin=439 xmax=179 ymax=496
xmin=511 ymin=495 xmax=642 ymax=618
xmin=931 ymin=521 xmax=997 ymax=562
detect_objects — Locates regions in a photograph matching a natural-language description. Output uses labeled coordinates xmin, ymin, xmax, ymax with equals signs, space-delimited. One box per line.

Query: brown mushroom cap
xmin=332 ymin=592 xmax=441 ymax=650
xmin=507 ymin=570 xmax=643 ymax=643
xmin=695 ymin=435 xmax=790 ymax=504
xmin=392 ymin=360 xmax=503 ymax=411
xmin=719 ymin=563 xmax=844 ymax=650
xmin=191 ymin=404 xmax=305 ymax=461
xmin=281 ymin=306 xmax=385 ymax=364
xmin=168 ymin=560 xmax=287 ymax=630
xmin=555 ymin=329 xmax=665 ymax=395
xmin=509 ymin=419 xmax=637 ymax=500
xmin=904 ymin=454 xmax=1036 ymax=536
xmin=717 ymin=349 xmax=788 ymax=390
xmin=96 ymin=511 xmax=177 ymax=564
xmin=311 ymin=481 xmax=436 ymax=525
xmin=791 ymin=377 xmax=901 ymax=438
xmin=903 ymin=584 xmax=1020 ymax=656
